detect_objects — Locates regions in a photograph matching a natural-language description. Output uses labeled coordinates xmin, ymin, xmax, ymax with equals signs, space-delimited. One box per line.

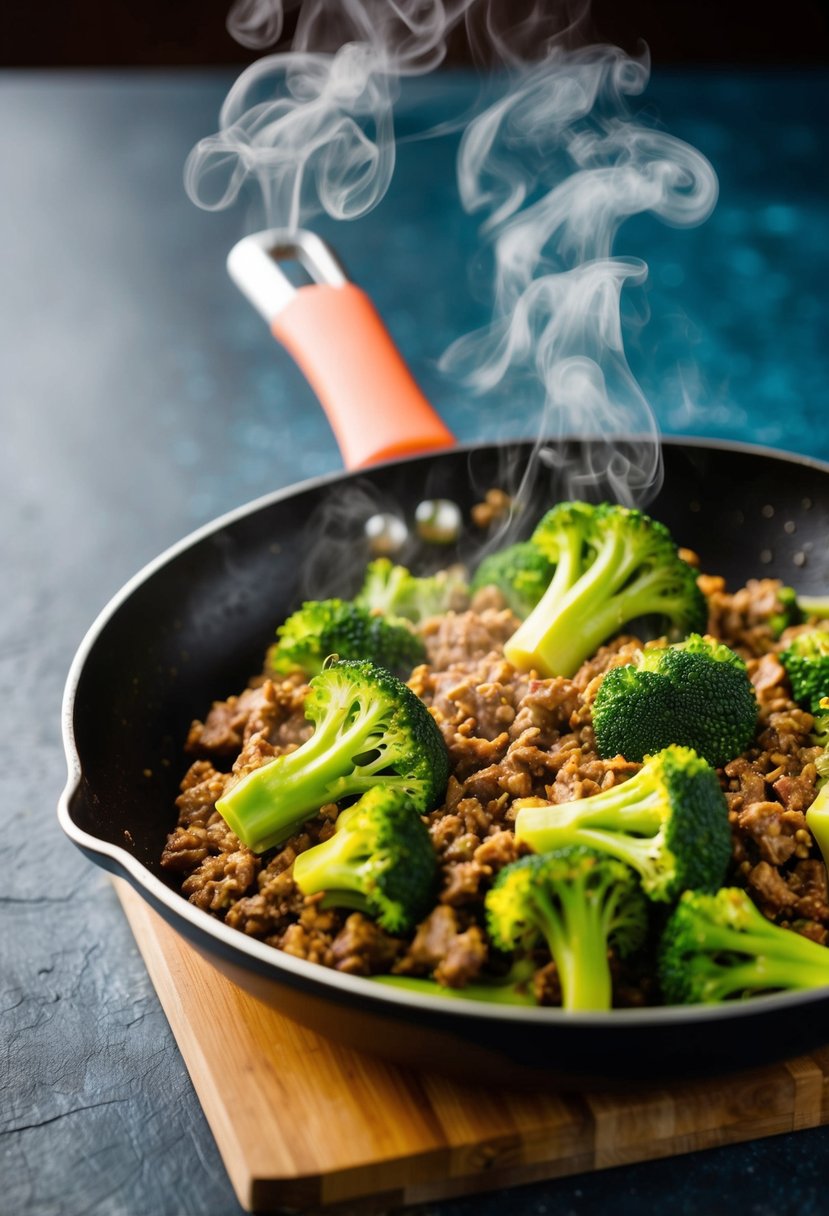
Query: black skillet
xmin=59 ymin=231 xmax=829 ymax=1086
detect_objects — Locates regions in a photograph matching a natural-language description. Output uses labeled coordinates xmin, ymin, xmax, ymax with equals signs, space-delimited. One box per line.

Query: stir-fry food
xmin=161 ymin=499 xmax=829 ymax=1010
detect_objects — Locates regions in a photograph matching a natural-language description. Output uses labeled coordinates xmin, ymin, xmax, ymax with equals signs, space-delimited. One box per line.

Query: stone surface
xmin=2 ymin=69 xmax=828 ymax=1216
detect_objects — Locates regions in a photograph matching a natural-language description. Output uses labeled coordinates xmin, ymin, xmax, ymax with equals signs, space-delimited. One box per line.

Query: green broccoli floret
xmin=271 ymin=598 xmax=425 ymax=679
xmin=659 ymin=887 xmax=829 ymax=1004
xmin=763 ymin=588 xmax=826 ymax=637
xmin=514 ymin=745 xmax=731 ymax=902
xmin=503 ymin=502 xmax=707 ymax=678
xmin=469 ymin=541 xmax=555 ymax=619
xmin=592 ymin=634 xmax=758 ymax=768
xmin=355 ymin=558 xmax=468 ymax=624
xmin=768 ymin=585 xmax=802 ymax=638
xmin=483 ymin=848 xmax=647 ymax=1011
xmin=780 ymin=629 xmax=829 ymax=715
xmin=216 ymin=659 xmax=449 ymax=853
xmin=805 ymin=698 xmax=829 ymax=864
xmin=292 ymin=787 xmax=437 ymax=933
xmin=769 ymin=591 xmax=829 ymax=637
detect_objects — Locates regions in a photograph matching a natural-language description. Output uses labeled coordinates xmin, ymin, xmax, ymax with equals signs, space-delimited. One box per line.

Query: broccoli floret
xmin=805 ymin=699 xmax=829 ymax=864
xmin=762 ymin=589 xmax=829 ymax=637
xmin=659 ymin=887 xmax=829 ymax=1004
xmin=503 ymin=502 xmax=707 ymax=678
xmin=780 ymin=629 xmax=829 ymax=715
xmin=216 ymin=659 xmax=449 ymax=853
xmin=271 ymin=598 xmax=425 ymax=679
xmin=292 ymin=787 xmax=437 ymax=933
xmin=769 ymin=592 xmax=829 ymax=637
xmin=355 ymin=558 xmax=468 ymax=624
xmin=469 ymin=541 xmax=555 ymax=619
xmin=483 ymin=848 xmax=647 ymax=1011
xmin=592 ymin=634 xmax=757 ymax=768
xmin=514 ymin=745 xmax=730 ymax=902
xmin=768 ymin=585 xmax=802 ymax=638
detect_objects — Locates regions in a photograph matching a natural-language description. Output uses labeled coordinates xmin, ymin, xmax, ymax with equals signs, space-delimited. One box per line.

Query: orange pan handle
xmin=227 ymin=229 xmax=456 ymax=470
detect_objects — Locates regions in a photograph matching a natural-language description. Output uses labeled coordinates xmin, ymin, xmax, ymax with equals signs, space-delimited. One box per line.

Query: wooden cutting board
xmin=115 ymin=879 xmax=829 ymax=1214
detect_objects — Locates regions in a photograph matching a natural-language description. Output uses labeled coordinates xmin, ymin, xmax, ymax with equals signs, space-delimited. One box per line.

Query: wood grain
xmin=115 ymin=880 xmax=829 ymax=1214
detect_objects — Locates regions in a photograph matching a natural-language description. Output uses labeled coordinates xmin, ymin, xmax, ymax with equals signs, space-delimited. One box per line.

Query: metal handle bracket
xmin=227 ymin=228 xmax=348 ymax=324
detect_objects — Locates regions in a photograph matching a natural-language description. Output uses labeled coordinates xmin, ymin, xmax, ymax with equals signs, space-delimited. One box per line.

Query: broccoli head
xmin=271 ymin=598 xmax=425 ymax=679
xmin=514 ymin=744 xmax=731 ymax=902
xmin=592 ymin=634 xmax=758 ymax=768
xmin=659 ymin=887 xmax=829 ymax=1004
xmin=484 ymin=847 xmax=648 ymax=1011
xmin=470 ymin=541 xmax=555 ymax=619
xmin=216 ymin=659 xmax=449 ymax=853
xmin=503 ymin=502 xmax=707 ymax=678
xmin=292 ymin=787 xmax=437 ymax=934
xmin=780 ymin=629 xmax=829 ymax=715
xmin=355 ymin=558 xmax=468 ymax=624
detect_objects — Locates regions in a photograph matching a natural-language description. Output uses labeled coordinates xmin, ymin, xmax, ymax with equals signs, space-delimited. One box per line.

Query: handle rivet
xmin=365 ymin=513 xmax=409 ymax=556
xmin=415 ymin=499 xmax=462 ymax=544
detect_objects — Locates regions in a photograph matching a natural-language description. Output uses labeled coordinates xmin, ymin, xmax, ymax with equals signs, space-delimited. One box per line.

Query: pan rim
xmin=58 ymin=434 xmax=829 ymax=1032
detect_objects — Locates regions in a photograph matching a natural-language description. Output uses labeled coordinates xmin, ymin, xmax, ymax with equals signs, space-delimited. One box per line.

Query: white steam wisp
xmin=185 ymin=0 xmax=474 ymax=228
xmin=442 ymin=45 xmax=718 ymax=506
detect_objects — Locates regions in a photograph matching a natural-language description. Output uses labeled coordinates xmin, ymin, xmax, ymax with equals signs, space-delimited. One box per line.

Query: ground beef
xmin=418 ymin=607 xmax=521 ymax=670
xmin=703 ymin=576 xmax=797 ymax=659
xmin=394 ymin=905 xmax=487 ymax=987
xmin=328 ymin=913 xmax=403 ymax=976
xmin=278 ymin=902 xmax=344 ymax=967
xmin=186 ymin=672 xmax=311 ymax=758
xmin=411 ymin=652 xmax=532 ymax=741
xmin=162 ymin=569 xmax=829 ymax=1000
xmin=736 ymin=802 xmax=806 ymax=866
xmin=181 ymin=850 xmax=260 ymax=913
xmin=533 ymin=961 xmax=562 ymax=1006
xmin=572 ymin=636 xmax=646 ymax=694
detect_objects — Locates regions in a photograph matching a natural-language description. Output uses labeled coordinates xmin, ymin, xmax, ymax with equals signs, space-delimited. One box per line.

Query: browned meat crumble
xmin=161 ymin=574 xmax=829 ymax=996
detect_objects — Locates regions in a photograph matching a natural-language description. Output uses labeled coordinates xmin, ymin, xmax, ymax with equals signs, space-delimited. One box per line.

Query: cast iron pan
xmin=59 ymin=232 xmax=829 ymax=1086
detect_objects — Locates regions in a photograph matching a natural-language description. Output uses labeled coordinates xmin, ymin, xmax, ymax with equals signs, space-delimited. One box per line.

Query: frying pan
xmin=59 ymin=230 xmax=829 ymax=1086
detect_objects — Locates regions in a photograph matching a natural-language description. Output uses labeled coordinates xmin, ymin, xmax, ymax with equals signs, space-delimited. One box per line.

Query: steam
xmin=188 ymin=1 xmax=719 ymax=511
xmin=185 ymin=1 xmax=474 ymax=228
xmin=442 ymin=47 xmax=718 ymax=506
xmin=226 ymin=0 xmax=298 ymax=50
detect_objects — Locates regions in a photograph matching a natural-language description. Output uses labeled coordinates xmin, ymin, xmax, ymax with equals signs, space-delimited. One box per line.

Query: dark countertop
xmin=2 ymin=69 xmax=828 ymax=1216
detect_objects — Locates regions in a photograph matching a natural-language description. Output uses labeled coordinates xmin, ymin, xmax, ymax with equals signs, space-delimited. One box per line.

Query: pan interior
xmin=67 ymin=438 xmax=829 ymax=919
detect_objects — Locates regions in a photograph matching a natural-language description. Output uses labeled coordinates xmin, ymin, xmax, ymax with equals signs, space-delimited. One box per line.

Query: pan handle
xmin=227 ymin=229 xmax=456 ymax=470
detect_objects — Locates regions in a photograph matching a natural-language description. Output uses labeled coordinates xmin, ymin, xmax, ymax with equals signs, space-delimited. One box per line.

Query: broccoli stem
xmin=219 ymin=696 xmax=392 ymax=852
xmin=702 ymin=915 xmax=829 ymax=971
xmin=661 ymin=889 xmax=829 ymax=1004
xmin=799 ymin=595 xmax=829 ymax=619
xmin=688 ymin=902 xmax=829 ymax=999
xmin=318 ymin=889 xmax=373 ymax=916
xmin=371 ymin=972 xmax=538 ymax=1006
xmin=532 ymin=884 xmax=613 ymax=1011
xmin=516 ymin=779 xmax=665 ymax=860
xmin=693 ymin=956 xmax=829 ymax=1001
xmin=508 ymin=556 xmax=686 ymax=677
xmin=292 ymin=828 xmax=371 ymax=900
